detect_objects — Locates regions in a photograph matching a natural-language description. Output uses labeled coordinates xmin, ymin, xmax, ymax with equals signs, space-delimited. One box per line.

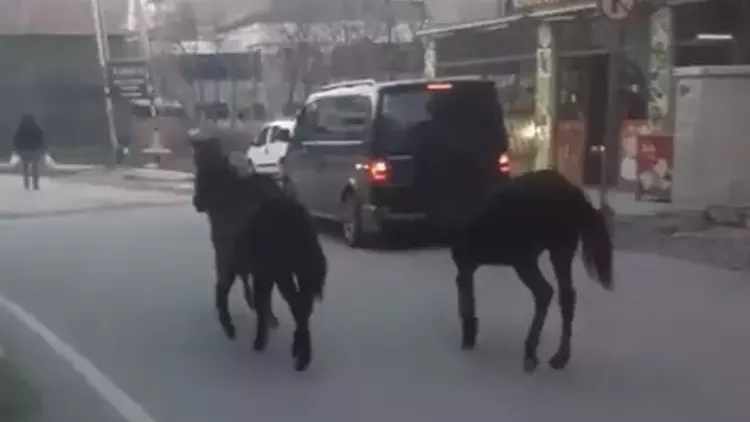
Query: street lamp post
xmin=598 ymin=0 xmax=635 ymax=225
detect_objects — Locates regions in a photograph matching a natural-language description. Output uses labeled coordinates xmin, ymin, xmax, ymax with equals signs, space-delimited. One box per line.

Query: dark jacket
xmin=13 ymin=115 xmax=45 ymax=152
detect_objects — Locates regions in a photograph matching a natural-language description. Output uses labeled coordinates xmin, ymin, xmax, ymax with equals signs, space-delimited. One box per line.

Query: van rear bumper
xmin=360 ymin=204 xmax=427 ymax=233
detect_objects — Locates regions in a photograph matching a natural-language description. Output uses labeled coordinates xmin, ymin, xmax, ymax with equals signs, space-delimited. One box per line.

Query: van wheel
xmin=342 ymin=194 xmax=367 ymax=248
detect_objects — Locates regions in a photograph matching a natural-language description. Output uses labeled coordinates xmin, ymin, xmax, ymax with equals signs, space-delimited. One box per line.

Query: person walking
xmin=13 ymin=114 xmax=46 ymax=190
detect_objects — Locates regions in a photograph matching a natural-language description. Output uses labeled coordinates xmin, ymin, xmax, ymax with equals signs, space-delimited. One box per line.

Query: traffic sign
xmin=108 ymin=60 xmax=151 ymax=100
xmin=600 ymin=0 xmax=635 ymax=21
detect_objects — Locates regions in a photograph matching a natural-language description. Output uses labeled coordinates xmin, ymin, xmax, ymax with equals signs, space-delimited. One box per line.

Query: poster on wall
xmin=619 ymin=119 xmax=650 ymax=191
xmin=636 ymin=134 xmax=674 ymax=202
xmin=554 ymin=120 xmax=586 ymax=186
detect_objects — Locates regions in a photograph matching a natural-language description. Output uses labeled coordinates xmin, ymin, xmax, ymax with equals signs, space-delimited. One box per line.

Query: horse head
xmin=189 ymin=129 xmax=239 ymax=212
xmin=189 ymin=129 xmax=283 ymax=213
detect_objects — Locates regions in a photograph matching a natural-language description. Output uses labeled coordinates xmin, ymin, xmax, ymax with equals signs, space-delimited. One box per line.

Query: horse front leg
xmin=514 ymin=260 xmax=554 ymax=373
xmin=215 ymin=267 xmax=236 ymax=340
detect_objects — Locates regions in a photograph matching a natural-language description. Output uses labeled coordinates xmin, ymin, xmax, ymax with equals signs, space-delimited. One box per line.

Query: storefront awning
xmin=416 ymin=2 xmax=598 ymax=37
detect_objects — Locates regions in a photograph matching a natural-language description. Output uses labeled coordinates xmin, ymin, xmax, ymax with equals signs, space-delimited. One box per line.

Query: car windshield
xmin=375 ymin=82 xmax=507 ymax=155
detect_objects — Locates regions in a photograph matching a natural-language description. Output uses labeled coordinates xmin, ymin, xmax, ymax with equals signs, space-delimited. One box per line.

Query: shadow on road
xmin=312 ymin=219 xmax=447 ymax=252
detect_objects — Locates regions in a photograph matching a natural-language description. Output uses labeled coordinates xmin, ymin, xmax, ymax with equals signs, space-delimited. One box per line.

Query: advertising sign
xmin=636 ymin=133 xmax=674 ymax=202
xmin=618 ymin=119 xmax=649 ymax=191
xmin=554 ymin=120 xmax=586 ymax=186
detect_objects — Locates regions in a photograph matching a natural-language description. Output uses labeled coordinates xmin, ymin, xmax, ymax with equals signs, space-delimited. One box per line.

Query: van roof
xmin=306 ymin=76 xmax=491 ymax=104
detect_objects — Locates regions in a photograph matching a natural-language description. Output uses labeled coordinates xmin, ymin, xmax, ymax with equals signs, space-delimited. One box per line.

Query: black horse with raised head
xmin=191 ymin=134 xmax=326 ymax=371
xmin=414 ymin=139 xmax=613 ymax=373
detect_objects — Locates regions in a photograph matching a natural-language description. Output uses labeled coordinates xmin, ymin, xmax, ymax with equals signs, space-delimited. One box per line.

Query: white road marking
xmin=0 ymin=292 xmax=158 ymax=422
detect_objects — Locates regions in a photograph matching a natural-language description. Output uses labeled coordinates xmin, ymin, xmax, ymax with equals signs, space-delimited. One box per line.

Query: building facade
xmin=0 ymin=0 xmax=130 ymax=160
xmin=419 ymin=0 xmax=750 ymax=189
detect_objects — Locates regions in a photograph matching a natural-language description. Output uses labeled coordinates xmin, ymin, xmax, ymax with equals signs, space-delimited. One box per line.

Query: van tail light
xmin=356 ymin=159 xmax=389 ymax=183
xmin=498 ymin=153 xmax=511 ymax=174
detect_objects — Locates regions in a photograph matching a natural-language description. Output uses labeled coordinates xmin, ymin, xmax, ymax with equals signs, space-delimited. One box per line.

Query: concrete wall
xmin=672 ymin=65 xmax=750 ymax=207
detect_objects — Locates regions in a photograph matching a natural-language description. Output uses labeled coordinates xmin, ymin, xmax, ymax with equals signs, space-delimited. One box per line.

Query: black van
xmin=280 ymin=77 xmax=512 ymax=247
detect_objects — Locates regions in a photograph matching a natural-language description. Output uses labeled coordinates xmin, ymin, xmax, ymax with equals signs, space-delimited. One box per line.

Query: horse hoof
xmin=523 ymin=356 xmax=539 ymax=373
xmin=220 ymin=322 xmax=236 ymax=340
xmin=461 ymin=317 xmax=478 ymax=350
xmin=291 ymin=340 xmax=299 ymax=358
xmin=548 ymin=353 xmax=570 ymax=370
xmin=253 ymin=336 xmax=268 ymax=352
xmin=268 ymin=314 xmax=280 ymax=330
xmin=461 ymin=339 xmax=476 ymax=350
xmin=294 ymin=354 xmax=311 ymax=372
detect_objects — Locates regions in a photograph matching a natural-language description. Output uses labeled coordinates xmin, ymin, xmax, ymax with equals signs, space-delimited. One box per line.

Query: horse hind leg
xmin=240 ymin=273 xmax=279 ymax=329
xmin=513 ymin=260 xmax=554 ymax=373
xmin=277 ymin=272 xmax=314 ymax=372
xmin=215 ymin=270 xmax=236 ymax=340
xmin=251 ymin=274 xmax=274 ymax=352
xmin=548 ymin=244 xmax=577 ymax=370
xmin=455 ymin=264 xmax=479 ymax=350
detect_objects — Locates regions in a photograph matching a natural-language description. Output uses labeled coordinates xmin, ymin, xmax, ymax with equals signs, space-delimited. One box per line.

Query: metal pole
xmin=89 ymin=0 xmax=119 ymax=166
xmin=600 ymin=22 xmax=625 ymax=221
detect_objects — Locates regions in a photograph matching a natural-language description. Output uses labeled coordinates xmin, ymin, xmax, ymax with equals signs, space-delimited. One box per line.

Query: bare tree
xmin=276 ymin=20 xmax=322 ymax=115
xmin=146 ymin=0 xmax=201 ymax=119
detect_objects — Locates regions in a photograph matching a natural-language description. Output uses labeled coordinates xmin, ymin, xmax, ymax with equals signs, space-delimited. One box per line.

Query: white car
xmin=245 ymin=119 xmax=295 ymax=175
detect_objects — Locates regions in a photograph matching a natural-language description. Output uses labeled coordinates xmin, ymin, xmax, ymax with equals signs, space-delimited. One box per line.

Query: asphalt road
xmin=0 ymin=206 xmax=749 ymax=422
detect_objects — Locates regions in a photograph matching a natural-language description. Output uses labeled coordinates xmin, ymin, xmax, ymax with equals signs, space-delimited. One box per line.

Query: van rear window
xmin=375 ymin=82 xmax=508 ymax=154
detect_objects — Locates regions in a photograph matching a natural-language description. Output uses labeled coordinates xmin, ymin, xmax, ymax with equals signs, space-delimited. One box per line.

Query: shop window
xmin=675 ymin=0 xmax=750 ymax=66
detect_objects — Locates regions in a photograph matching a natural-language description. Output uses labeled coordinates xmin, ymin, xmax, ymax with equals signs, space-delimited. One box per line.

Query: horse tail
xmin=578 ymin=195 xmax=614 ymax=290
xmin=294 ymin=205 xmax=327 ymax=301
xmin=301 ymin=242 xmax=327 ymax=301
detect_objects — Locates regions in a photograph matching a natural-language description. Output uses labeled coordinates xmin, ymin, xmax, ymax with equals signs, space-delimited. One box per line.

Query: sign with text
xmin=108 ymin=60 xmax=150 ymax=99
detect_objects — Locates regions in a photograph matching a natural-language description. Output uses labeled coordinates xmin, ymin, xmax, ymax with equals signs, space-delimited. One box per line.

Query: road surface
xmin=1 ymin=205 xmax=748 ymax=422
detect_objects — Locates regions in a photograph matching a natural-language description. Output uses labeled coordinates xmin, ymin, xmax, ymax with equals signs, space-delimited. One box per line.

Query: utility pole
xmin=385 ymin=0 xmax=395 ymax=80
xmin=89 ymin=0 xmax=119 ymax=166
xmin=138 ymin=0 xmax=170 ymax=167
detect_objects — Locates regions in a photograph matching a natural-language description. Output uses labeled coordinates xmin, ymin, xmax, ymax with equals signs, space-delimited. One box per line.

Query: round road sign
xmin=600 ymin=0 xmax=635 ymax=21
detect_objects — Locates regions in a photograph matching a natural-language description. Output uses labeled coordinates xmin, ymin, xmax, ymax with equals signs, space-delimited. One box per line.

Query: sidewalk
xmin=585 ymin=188 xmax=670 ymax=216
xmin=0 ymin=174 xmax=188 ymax=219
xmin=0 ymin=157 xmax=101 ymax=177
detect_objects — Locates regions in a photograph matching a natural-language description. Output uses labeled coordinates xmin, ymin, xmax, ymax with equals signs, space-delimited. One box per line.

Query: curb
xmin=0 ymin=166 xmax=100 ymax=178
xmin=0 ymin=200 xmax=190 ymax=220
xmin=58 ymin=176 xmax=194 ymax=196
xmin=122 ymin=172 xmax=194 ymax=183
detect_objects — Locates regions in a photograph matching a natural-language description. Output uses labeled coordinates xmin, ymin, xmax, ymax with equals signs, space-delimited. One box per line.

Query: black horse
xmin=234 ymin=195 xmax=327 ymax=371
xmin=449 ymin=169 xmax=613 ymax=373
xmin=191 ymin=137 xmax=326 ymax=371
xmin=191 ymin=137 xmax=282 ymax=333
xmin=411 ymin=127 xmax=614 ymax=372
